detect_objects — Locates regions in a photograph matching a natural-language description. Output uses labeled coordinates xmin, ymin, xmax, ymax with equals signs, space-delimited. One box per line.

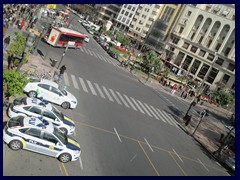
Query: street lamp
xmin=16 ymin=32 xmax=36 ymax=71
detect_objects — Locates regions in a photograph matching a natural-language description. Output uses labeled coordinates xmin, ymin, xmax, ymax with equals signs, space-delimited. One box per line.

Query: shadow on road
xmin=37 ymin=49 xmax=44 ymax=59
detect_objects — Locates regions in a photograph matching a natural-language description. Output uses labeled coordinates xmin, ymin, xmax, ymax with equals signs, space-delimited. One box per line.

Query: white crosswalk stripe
xmin=79 ymin=77 xmax=88 ymax=93
xmin=91 ymin=51 xmax=98 ymax=58
xmin=86 ymin=80 xmax=97 ymax=96
xmin=87 ymin=49 xmax=93 ymax=56
xmin=156 ymin=109 xmax=173 ymax=125
xmin=150 ymin=105 xmax=166 ymax=123
xmin=102 ymin=86 xmax=114 ymax=102
xmin=154 ymin=108 xmax=166 ymax=123
xmin=100 ymin=55 xmax=107 ymax=62
xmin=94 ymin=83 xmax=106 ymax=99
xmin=71 ymin=75 xmax=79 ymax=89
xmin=137 ymin=100 xmax=152 ymax=117
xmin=144 ymin=103 xmax=159 ymax=120
xmin=123 ymin=94 xmax=138 ymax=111
xmin=116 ymin=92 xmax=130 ymax=108
xmin=162 ymin=111 xmax=179 ymax=128
xmin=96 ymin=53 xmax=103 ymax=60
xmin=79 ymin=47 xmax=84 ymax=52
xmin=168 ymin=114 xmax=179 ymax=128
xmin=130 ymin=97 xmax=145 ymax=114
xmin=109 ymin=89 xmax=122 ymax=105
xmin=63 ymin=73 xmax=70 ymax=86
xmin=83 ymin=47 xmax=89 ymax=54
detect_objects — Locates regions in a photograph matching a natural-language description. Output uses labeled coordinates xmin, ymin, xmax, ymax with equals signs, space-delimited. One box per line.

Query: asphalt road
xmin=3 ymin=5 xmax=230 ymax=176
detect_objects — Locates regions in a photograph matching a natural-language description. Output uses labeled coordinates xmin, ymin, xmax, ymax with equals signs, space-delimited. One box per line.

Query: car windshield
xmin=52 ymin=106 xmax=64 ymax=121
xmin=58 ymin=86 xmax=67 ymax=96
xmin=53 ymin=127 xmax=67 ymax=145
xmin=8 ymin=116 xmax=24 ymax=128
xmin=13 ymin=97 xmax=27 ymax=105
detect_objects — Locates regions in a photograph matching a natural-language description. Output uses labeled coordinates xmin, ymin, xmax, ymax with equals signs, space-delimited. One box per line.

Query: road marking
xmin=61 ymin=163 xmax=69 ymax=176
xmin=144 ymin=138 xmax=154 ymax=152
xmin=71 ymin=75 xmax=79 ymax=89
xmin=130 ymin=97 xmax=145 ymax=114
xmin=73 ymin=131 xmax=76 ymax=137
xmin=78 ymin=77 xmax=88 ymax=93
xmin=150 ymin=105 xmax=166 ymax=122
xmin=82 ymin=47 xmax=89 ymax=54
xmin=156 ymin=109 xmax=172 ymax=125
xmin=197 ymin=158 xmax=209 ymax=171
xmin=102 ymin=86 xmax=114 ymax=102
xmin=86 ymin=80 xmax=97 ymax=96
xmin=79 ymin=157 xmax=83 ymax=170
xmin=144 ymin=103 xmax=159 ymax=120
xmin=114 ymin=128 xmax=122 ymax=142
xmin=130 ymin=154 xmax=137 ymax=162
xmin=96 ymin=53 xmax=103 ymax=60
xmin=100 ymin=55 xmax=107 ymax=62
xmin=91 ymin=51 xmax=98 ymax=58
xmin=63 ymin=73 xmax=70 ymax=86
xmin=79 ymin=47 xmax=84 ymax=52
xmin=58 ymin=163 xmax=63 ymax=175
xmin=137 ymin=100 xmax=152 ymax=117
xmin=168 ymin=114 xmax=180 ymax=128
xmin=94 ymin=83 xmax=106 ymax=99
xmin=116 ymin=91 xmax=130 ymax=108
xmin=109 ymin=89 xmax=122 ymax=105
xmin=123 ymin=94 xmax=138 ymax=111
xmin=87 ymin=49 xmax=93 ymax=56
xmin=138 ymin=141 xmax=159 ymax=176
xmin=162 ymin=111 xmax=176 ymax=126
xmin=172 ymin=149 xmax=184 ymax=163
xmin=169 ymin=152 xmax=187 ymax=176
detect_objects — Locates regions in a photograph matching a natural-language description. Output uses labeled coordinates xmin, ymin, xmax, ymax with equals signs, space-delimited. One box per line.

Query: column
xmin=218 ymin=28 xmax=234 ymax=53
xmin=209 ymin=25 xmax=225 ymax=50
xmin=192 ymin=17 xmax=206 ymax=42
xmin=201 ymin=20 xmax=215 ymax=45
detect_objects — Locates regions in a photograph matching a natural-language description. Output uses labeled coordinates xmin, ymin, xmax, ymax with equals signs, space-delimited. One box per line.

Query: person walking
xmin=171 ymin=84 xmax=178 ymax=95
xmin=3 ymin=35 xmax=11 ymax=50
xmin=58 ymin=64 xmax=66 ymax=83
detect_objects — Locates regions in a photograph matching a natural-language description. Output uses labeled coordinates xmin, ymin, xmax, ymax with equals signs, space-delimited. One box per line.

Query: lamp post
xmin=183 ymin=52 xmax=218 ymax=120
xmin=16 ymin=32 xmax=36 ymax=71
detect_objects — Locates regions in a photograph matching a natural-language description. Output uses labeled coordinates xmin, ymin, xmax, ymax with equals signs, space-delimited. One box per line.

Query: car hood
xmin=66 ymin=91 xmax=77 ymax=102
xmin=63 ymin=115 xmax=75 ymax=126
xmin=66 ymin=137 xmax=80 ymax=151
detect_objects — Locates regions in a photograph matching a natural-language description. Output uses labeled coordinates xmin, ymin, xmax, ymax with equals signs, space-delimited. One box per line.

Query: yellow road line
xmin=169 ymin=152 xmax=187 ymax=176
xmin=138 ymin=141 xmax=160 ymax=176
xmin=61 ymin=163 xmax=69 ymax=176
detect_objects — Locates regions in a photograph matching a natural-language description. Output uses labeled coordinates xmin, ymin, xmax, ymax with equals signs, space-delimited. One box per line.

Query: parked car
xmin=7 ymin=97 xmax=76 ymax=135
xmin=108 ymin=50 xmax=119 ymax=61
xmin=225 ymin=156 xmax=235 ymax=172
xmin=3 ymin=116 xmax=81 ymax=163
xmin=84 ymin=35 xmax=90 ymax=43
xmin=23 ymin=79 xmax=77 ymax=109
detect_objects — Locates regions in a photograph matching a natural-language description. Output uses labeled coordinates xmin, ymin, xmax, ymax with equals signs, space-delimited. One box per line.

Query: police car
xmin=8 ymin=97 xmax=75 ymax=135
xmin=3 ymin=116 xmax=81 ymax=163
xmin=23 ymin=79 xmax=77 ymax=109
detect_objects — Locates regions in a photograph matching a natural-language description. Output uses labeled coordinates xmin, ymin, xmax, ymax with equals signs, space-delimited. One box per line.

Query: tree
xmin=3 ymin=69 xmax=29 ymax=99
xmin=211 ymin=89 xmax=234 ymax=107
xmin=116 ymin=34 xmax=130 ymax=46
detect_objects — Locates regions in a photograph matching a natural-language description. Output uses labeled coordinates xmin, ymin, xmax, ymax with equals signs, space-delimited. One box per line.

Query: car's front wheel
xmin=61 ymin=102 xmax=70 ymax=109
xmin=60 ymin=128 xmax=68 ymax=135
xmin=28 ymin=91 xmax=37 ymax=98
xmin=58 ymin=153 xmax=72 ymax=163
xmin=9 ymin=140 xmax=23 ymax=151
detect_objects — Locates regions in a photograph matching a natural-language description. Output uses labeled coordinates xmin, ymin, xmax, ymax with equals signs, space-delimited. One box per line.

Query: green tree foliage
xmin=6 ymin=32 xmax=30 ymax=65
xmin=211 ymin=89 xmax=234 ymax=107
xmin=3 ymin=69 xmax=29 ymax=98
xmin=116 ymin=34 xmax=130 ymax=46
xmin=142 ymin=50 xmax=158 ymax=69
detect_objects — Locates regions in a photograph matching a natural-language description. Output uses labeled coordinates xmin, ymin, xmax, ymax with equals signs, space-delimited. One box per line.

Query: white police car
xmin=8 ymin=97 xmax=75 ymax=135
xmin=23 ymin=79 xmax=77 ymax=109
xmin=3 ymin=116 xmax=81 ymax=163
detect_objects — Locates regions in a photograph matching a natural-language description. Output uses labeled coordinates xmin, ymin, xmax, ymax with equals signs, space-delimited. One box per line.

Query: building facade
xmin=127 ymin=4 xmax=163 ymax=50
xmin=165 ymin=4 xmax=235 ymax=91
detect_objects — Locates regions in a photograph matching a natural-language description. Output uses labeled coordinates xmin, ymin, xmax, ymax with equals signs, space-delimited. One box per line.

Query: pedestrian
xmin=19 ymin=20 xmax=25 ymax=30
xmin=171 ymin=84 xmax=178 ymax=95
xmin=4 ymin=35 xmax=11 ymax=50
xmin=59 ymin=64 xmax=66 ymax=77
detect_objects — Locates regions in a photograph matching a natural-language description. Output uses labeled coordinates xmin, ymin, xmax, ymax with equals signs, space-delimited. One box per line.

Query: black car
xmin=108 ymin=50 xmax=119 ymax=61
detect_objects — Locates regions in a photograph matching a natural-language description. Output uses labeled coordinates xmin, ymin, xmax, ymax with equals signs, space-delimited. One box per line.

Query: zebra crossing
xmin=79 ymin=46 xmax=119 ymax=67
xmin=64 ymin=72 xmax=180 ymax=129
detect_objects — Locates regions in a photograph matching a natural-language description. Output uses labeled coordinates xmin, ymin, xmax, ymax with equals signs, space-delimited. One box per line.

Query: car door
xmin=37 ymin=84 xmax=51 ymax=101
xmin=42 ymin=110 xmax=60 ymax=127
xmin=49 ymin=86 xmax=63 ymax=105
xmin=27 ymin=106 xmax=42 ymax=118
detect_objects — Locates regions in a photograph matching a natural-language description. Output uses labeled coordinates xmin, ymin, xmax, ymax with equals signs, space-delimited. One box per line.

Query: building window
xmin=215 ymin=58 xmax=224 ymax=66
xmin=190 ymin=59 xmax=201 ymax=75
xmin=126 ymin=19 xmax=130 ymax=24
xmin=149 ymin=17 xmax=154 ymax=22
xmin=125 ymin=11 xmax=129 ymax=16
xmin=191 ymin=33 xmax=195 ymax=40
xmin=198 ymin=36 xmax=204 ymax=44
xmin=207 ymin=53 xmax=214 ymax=61
xmin=145 ymin=8 xmax=149 ymax=12
xmin=130 ymin=24 xmax=134 ymax=28
xmin=174 ymin=52 xmax=185 ymax=66
xmin=182 ymin=55 xmax=193 ymax=71
xmin=118 ymin=16 xmax=122 ymax=21
xmin=224 ymin=47 xmax=231 ymax=56
xmin=197 ymin=64 xmax=210 ymax=79
xmin=129 ymin=13 xmax=133 ymax=18
xmin=227 ymin=63 xmax=235 ymax=72
xmin=121 ymin=10 xmax=125 ymax=14
xmin=232 ymin=14 xmax=235 ymax=20
xmin=215 ymin=43 xmax=221 ymax=51
xmin=142 ymin=14 xmax=146 ymax=18
xmin=172 ymin=37 xmax=180 ymax=44
xmin=132 ymin=7 xmax=136 ymax=11
xmin=222 ymin=74 xmax=230 ymax=84
xmin=179 ymin=27 xmax=184 ymax=34
xmin=128 ymin=5 xmax=132 ymax=10
xmin=155 ymin=5 xmax=160 ymax=9
xmin=139 ymin=21 xmax=143 ymax=25
xmin=186 ymin=11 xmax=192 ymax=17
xmin=198 ymin=50 xmax=206 ymax=57
xmin=190 ymin=46 xmax=198 ymax=53
xmin=206 ymin=68 xmax=219 ymax=84
xmin=182 ymin=42 xmax=189 ymax=49
xmin=124 ymin=4 xmax=127 ymax=8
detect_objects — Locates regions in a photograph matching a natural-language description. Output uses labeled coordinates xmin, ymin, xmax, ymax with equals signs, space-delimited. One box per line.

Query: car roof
xmin=38 ymin=79 xmax=59 ymax=88
xmin=20 ymin=116 xmax=54 ymax=132
xmin=25 ymin=97 xmax=53 ymax=110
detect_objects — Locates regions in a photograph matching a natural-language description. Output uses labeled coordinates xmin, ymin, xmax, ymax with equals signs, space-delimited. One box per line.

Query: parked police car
xmin=7 ymin=97 xmax=75 ymax=135
xmin=3 ymin=116 xmax=81 ymax=163
xmin=23 ymin=79 xmax=77 ymax=109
